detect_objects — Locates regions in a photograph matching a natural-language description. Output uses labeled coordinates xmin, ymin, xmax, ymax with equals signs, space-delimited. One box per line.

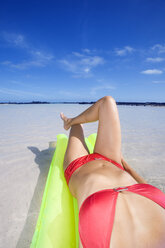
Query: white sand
xmin=0 ymin=104 xmax=165 ymax=248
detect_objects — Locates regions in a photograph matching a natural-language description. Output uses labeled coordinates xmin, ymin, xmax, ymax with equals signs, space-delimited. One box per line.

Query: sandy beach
xmin=0 ymin=104 xmax=165 ymax=248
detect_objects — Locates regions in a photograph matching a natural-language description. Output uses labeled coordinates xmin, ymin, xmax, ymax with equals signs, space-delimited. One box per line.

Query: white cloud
xmin=0 ymin=87 xmax=45 ymax=97
xmin=72 ymin=73 xmax=93 ymax=79
xmin=115 ymin=46 xmax=135 ymax=56
xmin=146 ymin=57 xmax=165 ymax=62
xmin=30 ymin=50 xmax=54 ymax=61
xmin=8 ymin=80 xmax=40 ymax=89
xmin=1 ymin=57 xmax=53 ymax=70
xmin=97 ymin=79 xmax=104 ymax=82
xmin=90 ymin=85 xmax=116 ymax=95
xmin=58 ymin=59 xmax=77 ymax=73
xmin=72 ymin=52 xmax=84 ymax=57
xmin=58 ymin=51 xmax=105 ymax=78
xmin=82 ymin=48 xmax=91 ymax=53
xmin=1 ymin=32 xmax=27 ymax=48
xmin=151 ymin=44 xmax=165 ymax=54
xmin=1 ymin=60 xmax=11 ymax=65
xmin=141 ymin=69 xmax=163 ymax=75
xmin=72 ymin=49 xmax=94 ymax=57
xmin=80 ymin=56 xmax=104 ymax=66
xmin=57 ymin=90 xmax=81 ymax=97
xmin=9 ymin=80 xmax=29 ymax=87
xmin=1 ymin=32 xmax=54 ymax=69
xmin=84 ymin=68 xmax=90 ymax=73
xmin=1 ymin=50 xmax=54 ymax=70
xmin=152 ymin=80 xmax=165 ymax=84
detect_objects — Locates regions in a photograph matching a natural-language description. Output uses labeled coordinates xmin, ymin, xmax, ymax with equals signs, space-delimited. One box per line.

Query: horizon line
xmin=0 ymin=100 xmax=165 ymax=106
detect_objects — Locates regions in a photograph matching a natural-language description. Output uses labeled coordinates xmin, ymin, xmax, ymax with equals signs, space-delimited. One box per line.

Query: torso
xmin=65 ymin=160 xmax=165 ymax=248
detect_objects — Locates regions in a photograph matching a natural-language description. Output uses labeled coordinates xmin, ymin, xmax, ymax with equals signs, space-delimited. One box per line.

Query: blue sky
xmin=0 ymin=0 xmax=165 ymax=102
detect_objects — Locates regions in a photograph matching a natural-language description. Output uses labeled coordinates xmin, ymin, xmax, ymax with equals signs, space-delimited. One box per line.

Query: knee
xmin=102 ymin=95 xmax=116 ymax=104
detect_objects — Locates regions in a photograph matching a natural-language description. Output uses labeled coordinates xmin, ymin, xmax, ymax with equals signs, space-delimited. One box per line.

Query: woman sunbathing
xmin=60 ymin=96 xmax=165 ymax=248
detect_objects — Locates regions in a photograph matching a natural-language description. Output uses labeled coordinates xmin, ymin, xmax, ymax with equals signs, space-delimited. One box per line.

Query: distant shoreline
xmin=0 ymin=101 xmax=165 ymax=106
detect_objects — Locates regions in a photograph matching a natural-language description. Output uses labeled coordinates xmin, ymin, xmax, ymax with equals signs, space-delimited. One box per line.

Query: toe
xmin=60 ymin=112 xmax=68 ymax=122
xmin=60 ymin=112 xmax=64 ymax=120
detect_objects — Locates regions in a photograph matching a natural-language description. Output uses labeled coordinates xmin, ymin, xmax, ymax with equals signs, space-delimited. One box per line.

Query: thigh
xmin=94 ymin=96 xmax=122 ymax=164
xmin=63 ymin=124 xmax=90 ymax=170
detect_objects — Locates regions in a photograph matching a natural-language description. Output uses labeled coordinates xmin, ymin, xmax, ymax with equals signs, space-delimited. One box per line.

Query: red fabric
xmin=64 ymin=152 xmax=124 ymax=185
xmin=78 ymin=183 xmax=165 ymax=248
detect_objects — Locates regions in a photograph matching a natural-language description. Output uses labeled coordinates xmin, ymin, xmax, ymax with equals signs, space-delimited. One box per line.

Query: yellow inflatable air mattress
xmin=30 ymin=133 xmax=97 ymax=248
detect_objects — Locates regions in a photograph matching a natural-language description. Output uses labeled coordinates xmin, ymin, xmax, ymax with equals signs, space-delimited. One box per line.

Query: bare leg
xmin=60 ymin=97 xmax=103 ymax=130
xmin=63 ymin=124 xmax=90 ymax=171
xmin=60 ymin=96 xmax=122 ymax=164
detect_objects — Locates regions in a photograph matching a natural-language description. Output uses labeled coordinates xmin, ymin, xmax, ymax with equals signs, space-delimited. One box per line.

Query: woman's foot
xmin=60 ymin=112 xmax=72 ymax=130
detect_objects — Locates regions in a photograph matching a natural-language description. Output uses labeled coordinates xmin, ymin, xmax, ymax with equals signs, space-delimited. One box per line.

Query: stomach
xmin=68 ymin=159 xmax=139 ymax=206
xmin=69 ymin=160 xmax=165 ymax=247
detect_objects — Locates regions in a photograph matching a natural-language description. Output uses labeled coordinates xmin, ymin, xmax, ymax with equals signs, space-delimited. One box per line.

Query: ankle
xmin=70 ymin=117 xmax=75 ymax=126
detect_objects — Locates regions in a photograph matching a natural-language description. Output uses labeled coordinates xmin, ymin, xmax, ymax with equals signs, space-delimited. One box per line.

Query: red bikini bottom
xmin=78 ymin=183 xmax=165 ymax=248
